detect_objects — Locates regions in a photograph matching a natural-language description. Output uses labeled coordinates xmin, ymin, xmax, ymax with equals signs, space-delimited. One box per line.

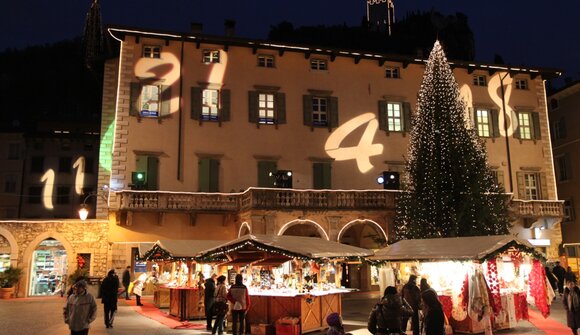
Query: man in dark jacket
xmin=402 ymin=275 xmax=421 ymax=335
xmin=554 ymin=262 xmax=567 ymax=295
xmin=204 ymin=274 xmax=217 ymax=330
xmin=100 ymin=269 xmax=120 ymax=328
xmin=563 ymin=280 xmax=580 ymax=335
xmin=122 ymin=266 xmax=131 ymax=300
xmin=368 ymin=286 xmax=413 ymax=335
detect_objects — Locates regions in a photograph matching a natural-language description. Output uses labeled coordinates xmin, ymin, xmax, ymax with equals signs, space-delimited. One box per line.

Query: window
xmin=556 ymin=155 xmax=571 ymax=181
xmin=7 ymin=143 xmax=20 ymax=160
xmin=313 ymin=162 xmax=332 ymax=189
xmin=77 ymin=253 xmax=91 ymax=271
xmin=303 ymin=94 xmax=338 ymax=128
xmin=59 ymin=157 xmax=72 ymax=173
xmin=550 ymin=98 xmax=559 ymax=111
xmin=4 ymin=175 xmax=16 ymax=193
xmin=130 ymin=83 xmax=171 ymax=118
xmin=135 ymin=155 xmax=159 ymax=190
xmin=84 ymin=158 xmax=94 ymax=174
xmin=61 ymin=140 xmax=71 ymax=151
xmin=143 ymin=45 xmax=161 ymax=58
xmin=476 ymin=108 xmax=491 ymax=137
xmin=523 ymin=173 xmax=539 ymax=200
xmin=191 ymin=87 xmax=230 ymax=122
xmin=28 ymin=187 xmax=42 ymax=204
xmin=258 ymin=55 xmax=275 ymax=68
xmin=202 ymin=50 xmax=220 ymax=63
xmin=490 ymin=169 xmax=504 ymax=189
xmin=249 ymin=90 xmax=286 ymax=126
xmin=515 ymin=79 xmax=528 ymax=90
xmin=473 ymin=75 xmax=487 ymax=87
xmin=56 ymin=186 xmax=70 ymax=204
xmin=385 ymin=67 xmax=400 ymax=79
xmin=259 ymin=93 xmax=275 ymax=124
xmin=379 ymin=101 xmax=411 ymax=133
xmin=517 ymin=112 xmax=532 ymax=140
xmin=312 ymin=97 xmax=328 ymax=126
xmin=310 ymin=58 xmax=328 ymax=71
xmin=198 ymin=158 xmax=219 ymax=192
xmin=202 ymin=89 xmax=219 ymax=120
xmin=564 ymin=199 xmax=575 ymax=222
xmin=84 ymin=143 xmax=94 ymax=152
xmin=31 ymin=156 xmax=44 ymax=173
xmin=258 ymin=161 xmax=277 ymax=187
xmin=553 ymin=118 xmax=567 ymax=140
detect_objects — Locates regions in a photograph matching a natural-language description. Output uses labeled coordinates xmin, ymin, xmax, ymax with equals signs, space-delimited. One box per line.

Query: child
xmin=326 ymin=313 xmax=352 ymax=335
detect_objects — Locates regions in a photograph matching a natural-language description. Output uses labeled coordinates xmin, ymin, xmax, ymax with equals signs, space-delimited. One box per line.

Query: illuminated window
xmin=515 ymin=79 xmax=528 ymax=90
xmin=259 ymin=93 xmax=275 ymax=124
xmin=473 ymin=75 xmax=487 ymax=87
xmin=258 ymin=55 xmax=275 ymax=68
xmin=476 ymin=108 xmax=491 ymax=137
xmin=523 ymin=173 xmax=539 ymax=200
xmin=4 ymin=175 xmax=16 ymax=193
xmin=564 ymin=199 xmax=575 ymax=222
xmin=312 ymin=97 xmax=328 ymax=126
xmin=556 ymin=155 xmax=570 ymax=181
xmin=140 ymin=85 xmax=160 ymax=117
xmin=202 ymin=50 xmax=220 ymax=63
xmin=56 ymin=186 xmax=70 ymax=205
xmin=202 ymin=89 xmax=219 ymax=120
xmin=310 ymin=58 xmax=328 ymax=71
xmin=28 ymin=187 xmax=42 ymax=204
xmin=517 ymin=112 xmax=532 ymax=140
xmin=31 ymin=156 xmax=44 ymax=173
xmin=8 ymin=143 xmax=20 ymax=160
xmin=385 ymin=67 xmax=400 ymax=79
xmin=143 ymin=45 xmax=161 ymax=58
xmin=387 ymin=102 xmax=402 ymax=131
xmin=58 ymin=157 xmax=72 ymax=173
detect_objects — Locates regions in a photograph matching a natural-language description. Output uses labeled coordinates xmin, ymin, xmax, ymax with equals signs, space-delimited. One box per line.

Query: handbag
xmin=212 ymin=301 xmax=229 ymax=316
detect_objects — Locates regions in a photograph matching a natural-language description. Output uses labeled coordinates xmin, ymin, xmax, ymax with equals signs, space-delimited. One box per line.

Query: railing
xmin=510 ymin=200 xmax=564 ymax=218
xmin=116 ymin=191 xmax=241 ymax=212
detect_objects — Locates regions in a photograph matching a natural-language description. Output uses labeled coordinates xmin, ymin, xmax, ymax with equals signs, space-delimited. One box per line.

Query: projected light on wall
xmin=325 ymin=113 xmax=383 ymax=173
xmin=73 ymin=157 xmax=85 ymax=195
xmin=40 ymin=169 xmax=55 ymax=209
xmin=99 ymin=122 xmax=114 ymax=173
xmin=488 ymin=74 xmax=518 ymax=137
xmin=134 ymin=52 xmax=181 ymax=114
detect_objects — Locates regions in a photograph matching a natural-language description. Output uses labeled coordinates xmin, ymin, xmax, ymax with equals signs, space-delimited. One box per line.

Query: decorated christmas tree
xmin=394 ymin=41 xmax=511 ymax=239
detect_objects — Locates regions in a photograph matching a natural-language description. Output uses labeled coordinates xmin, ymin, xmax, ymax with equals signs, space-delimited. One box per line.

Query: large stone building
xmin=0 ymin=23 xmax=564 ymax=297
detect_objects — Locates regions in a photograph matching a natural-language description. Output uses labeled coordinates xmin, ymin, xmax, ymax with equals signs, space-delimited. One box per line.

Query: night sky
xmin=2 ymin=1 xmax=579 ymax=86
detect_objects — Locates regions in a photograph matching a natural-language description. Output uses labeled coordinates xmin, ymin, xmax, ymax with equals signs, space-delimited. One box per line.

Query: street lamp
xmin=78 ymin=186 xmax=109 ymax=221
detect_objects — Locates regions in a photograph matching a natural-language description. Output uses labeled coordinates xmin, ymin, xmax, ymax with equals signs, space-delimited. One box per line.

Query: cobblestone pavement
xmin=0 ymin=292 xmax=568 ymax=335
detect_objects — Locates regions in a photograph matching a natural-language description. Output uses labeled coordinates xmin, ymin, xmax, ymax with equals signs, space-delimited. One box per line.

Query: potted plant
xmin=0 ymin=267 xmax=23 ymax=299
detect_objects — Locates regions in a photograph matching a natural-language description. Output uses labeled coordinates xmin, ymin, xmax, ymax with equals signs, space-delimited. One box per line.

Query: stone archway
xmin=277 ymin=219 xmax=329 ymax=240
xmin=21 ymin=231 xmax=75 ymax=298
xmin=238 ymin=222 xmax=251 ymax=237
xmin=337 ymin=219 xmax=387 ymax=248
xmin=0 ymin=226 xmax=19 ymax=268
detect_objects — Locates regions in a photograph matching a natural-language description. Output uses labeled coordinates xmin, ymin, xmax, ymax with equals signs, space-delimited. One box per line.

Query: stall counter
xmin=169 ymin=287 xmax=204 ymax=320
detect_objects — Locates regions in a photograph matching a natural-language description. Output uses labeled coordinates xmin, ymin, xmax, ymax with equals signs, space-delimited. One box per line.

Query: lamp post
xmin=78 ymin=186 xmax=108 ymax=220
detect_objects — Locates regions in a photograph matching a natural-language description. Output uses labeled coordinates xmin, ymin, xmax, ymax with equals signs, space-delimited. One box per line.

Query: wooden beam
xmin=330 ymin=53 xmax=336 ymax=62
xmin=354 ymin=56 xmax=361 ymax=65
xmin=135 ymin=36 xmax=140 ymax=44
xmin=278 ymin=49 xmax=285 ymax=56
xmin=252 ymin=46 xmax=258 ymax=55
xmin=402 ymin=60 xmax=410 ymax=69
xmin=378 ymin=59 xmax=386 ymax=67
xmin=304 ymin=51 xmax=311 ymax=59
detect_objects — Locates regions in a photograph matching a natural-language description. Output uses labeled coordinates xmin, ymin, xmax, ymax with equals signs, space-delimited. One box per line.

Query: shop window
xmin=30 ymin=239 xmax=67 ymax=296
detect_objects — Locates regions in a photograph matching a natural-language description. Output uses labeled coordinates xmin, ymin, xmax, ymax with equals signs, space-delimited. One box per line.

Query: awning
xmin=371 ymin=235 xmax=538 ymax=262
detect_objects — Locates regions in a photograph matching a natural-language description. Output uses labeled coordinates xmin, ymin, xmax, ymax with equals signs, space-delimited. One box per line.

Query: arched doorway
xmin=278 ymin=219 xmax=328 ymax=239
xmin=29 ymin=238 xmax=68 ymax=296
xmin=238 ymin=222 xmax=251 ymax=237
xmin=0 ymin=235 xmax=11 ymax=272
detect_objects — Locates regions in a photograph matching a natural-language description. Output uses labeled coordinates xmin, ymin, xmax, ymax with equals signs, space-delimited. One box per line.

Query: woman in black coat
xmin=421 ymin=289 xmax=445 ymax=335
xmin=563 ymin=280 xmax=580 ymax=335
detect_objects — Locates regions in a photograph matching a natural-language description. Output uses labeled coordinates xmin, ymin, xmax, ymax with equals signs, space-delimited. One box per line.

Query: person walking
xmin=100 ymin=269 xmax=120 ymax=328
xmin=421 ymin=289 xmax=445 ymax=335
xmin=133 ymin=272 xmax=148 ymax=306
xmin=122 ymin=266 xmax=132 ymax=300
xmin=205 ymin=274 xmax=217 ymax=331
xmin=367 ymin=286 xmax=413 ymax=335
xmin=546 ymin=266 xmax=559 ymax=293
xmin=564 ymin=279 xmax=580 ymax=335
xmin=401 ymin=275 xmax=421 ymax=335
xmin=227 ymin=274 xmax=251 ymax=335
xmin=554 ymin=262 xmax=567 ymax=295
xmin=63 ymin=280 xmax=97 ymax=335
xmin=566 ymin=267 xmax=578 ymax=286
xmin=212 ymin=275 xmax=229 ymax=335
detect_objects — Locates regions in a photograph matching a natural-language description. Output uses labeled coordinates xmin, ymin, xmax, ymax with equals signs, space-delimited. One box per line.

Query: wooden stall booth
xmin=370 ymin=235 xmax=551 ymax=334
xmin=197 ymin=234 xmax=374 ymax=334
xmin=143 ymin=239 xmax=226 ymax=320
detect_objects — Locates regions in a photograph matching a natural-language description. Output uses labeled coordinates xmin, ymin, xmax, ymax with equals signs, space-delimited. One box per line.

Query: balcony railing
xmin=510 ymin=199 xmax=564 ymax=218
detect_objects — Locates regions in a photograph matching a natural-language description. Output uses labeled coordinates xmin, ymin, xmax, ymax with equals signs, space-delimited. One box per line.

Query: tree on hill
xmin=394 ymin=41 xmax=511 ymax=240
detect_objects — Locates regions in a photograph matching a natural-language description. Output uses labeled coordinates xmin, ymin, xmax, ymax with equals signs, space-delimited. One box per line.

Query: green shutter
xmin=403 ymin=102 xmax=412 ymax=132
xmin=516 ymin=172 xmax=525 ymax=199
xmin=513 ymin=112 xmax=521 ymax=139
xmin=248 ymin=91 xmax=258 ymax=123
xmin=539 ymin=172 xmax=548 ymax=200
xmin=220 ymin=89 xmax=231 ymax=122
xmin=329 ymin=97 xmax=338 ymax=128
xmin=258 ymin=161 xmax=277 ymax=187
xmin=276 ymin=92 xmax=286 ymax=124
xmin=303 ymin=95 xmax=313 ymax=126
xmin=147 ymin=156 xmax=159 ymax=190
xmin=209 ymin=159 xmax=219 ymax=192
xmin=532 ymin=112 xmax=541 ymax=140
xmin=378 ymin=101 xmax=388 ymax=132
xmin=491 ymin=109 xmax=500 ymax=137
xmin=160 ymin=85 xmax=171 ymax=116
xmin=130 ymin=83 xmax=141 ymax=116
xmin=313 ymin=162 xmax=331 ymax=189
xmin=198 ymin=158 xmax=210 ymax=192
xmin=190 ymin=87 xmax=202 ymax=120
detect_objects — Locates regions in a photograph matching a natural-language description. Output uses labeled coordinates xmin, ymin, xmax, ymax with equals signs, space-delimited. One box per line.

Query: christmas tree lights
xmin=395 ymin=41 xmax=511 ymax=240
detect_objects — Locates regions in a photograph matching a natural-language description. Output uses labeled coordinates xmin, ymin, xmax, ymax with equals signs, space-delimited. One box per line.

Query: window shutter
xmin=491 ymin=109 xmax=500 ymax=137
xmin=532 ymin=112 xmax=541 ymax=140
xmin=471 ymin=107 xmax=477 ymax=129
xmin=220 ymin=89 xmax=231 ymax=122
xmin=209 ymin=159 xmax=220 ymax=192
xmin=378 ymin=101 xmax=388 ymax=132
xmin=539 ymin=172 xmax=547 ymax=200
xmin=403 ymin=102 xmax=412 ymax=132
xmin=190 ymin=87 xmax=202 ymax=120
xmin=313 ymin=162 xmax=331 ymax=189
xmin=560 ymin=117 xmax=567 ymax=138
xmin=329 ymin=96 xmax=339 ymax=128
xmin=160 ymin=85 xmax=171 ymax=116
xmin=516 ymin=172 xmax=525 ymax=200
xmin=496 ymin=170 xmax=504 ymax=189
xmin=130 ymin=83 xmax=141 ymax=116
xmin=275 ymin=92 xmax=286 ymax=124
xmin=147 ymin=156 xmax=159 ymax=190
xmin=303 ymin=95 xmax=313 ymax=126
xmin=248 ymin=91 xmax=258 ymax=123
xmin=198 ymin=158 xmax=210 ymax=192
xmin=258 ymin=161 xmax=277 ymax=187
xmin=513 ymin=113 xmax=521 ymax=139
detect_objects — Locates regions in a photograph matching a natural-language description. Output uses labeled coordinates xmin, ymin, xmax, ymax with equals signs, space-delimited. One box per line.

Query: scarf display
xmin=451 ymin=273 xmax=468 ymax=321
xmin=483 ymin=258 xmax=502 ymax=315
xmin=468 ymin=269 xmax=491 ymax=321
xmin=529 ymin=259 xmax=550 ymax=318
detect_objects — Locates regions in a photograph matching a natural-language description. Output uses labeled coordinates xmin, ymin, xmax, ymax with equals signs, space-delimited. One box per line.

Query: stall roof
xmin=371 ymin=235 xmax=535 ymax=262
xmin=198 ymin=234 xmax=374 ymax=260
xmin=138 ymin=242 xmax=155 ymax=258
xmin=145 ymin=239 xmax=227 ymax=260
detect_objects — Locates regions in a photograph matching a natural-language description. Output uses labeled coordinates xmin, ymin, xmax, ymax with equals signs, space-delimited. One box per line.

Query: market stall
xmin=370 ymin=235 xmax=551 ymax=334
xmin=197 ymin=234 xmax=374 ymax=334
xmin=143 ymin=239 xmax=226 ymax=319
